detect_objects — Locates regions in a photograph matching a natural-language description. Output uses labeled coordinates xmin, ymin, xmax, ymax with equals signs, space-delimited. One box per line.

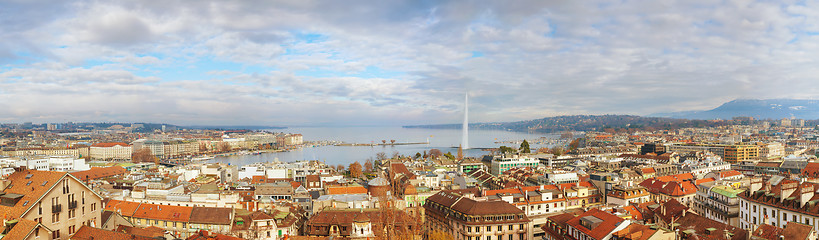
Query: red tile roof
xmin=0 ymin=218 xmax=42 ymax=240
xmin=326 ymin=186 xmax=368 ymax=195
xmin=132 ymin=203 xmax=193 ymax=222
xmin=0 ymin=169 xmax=67 ymax=218
xmin=639 ymin=176 xmax=697 ymax=197
xmin=675 ymin=212 xmax=747 ymax=240
xmin=71 ymin=166 xmax=127 ymax=181
xmin=91 ymin=142 xmax=130 ymax=147
xmin=802 ymin=163 xmax=819 ymax=178
xmin=186 ymin=230 xmax=244 ymax=240
xmin=71 ymin=225 xmax=156 ymax=240
xmin=612 ymin=223 xmax=657 ymax=240
xmin=752 ymin=224 xmax=784 ymax=240
xmin=718 ymin=170 xmax=742 ymax=178
xmin=566 ymin=208 xmax=625 ymax=240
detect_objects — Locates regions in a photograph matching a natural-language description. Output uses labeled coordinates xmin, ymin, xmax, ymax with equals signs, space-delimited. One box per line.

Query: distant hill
xmin=404 ymin=115 xmax=732 ymax=133
xmin=184 ymin=125 xmax=286 ymax=130
xmin=651 ymin=99 xmax=819 ymax=120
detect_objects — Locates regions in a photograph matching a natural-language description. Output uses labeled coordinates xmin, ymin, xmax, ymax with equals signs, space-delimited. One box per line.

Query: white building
xmin=490 ymin=155 xmax=540 ymax=175
xmin=739 ymin=178 xmax=819 ymax=231
xmin=90 ymin=142 xmax=133 ymax=160
xmin=544 ymin=171 xmax=580 ymax=184
xmin=239 ymin=165 xmax=266 ymax=180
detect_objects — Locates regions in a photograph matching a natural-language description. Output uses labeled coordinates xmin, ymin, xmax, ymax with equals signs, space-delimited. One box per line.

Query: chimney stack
xmin=800 ymin=184 xmax=814 ymax=208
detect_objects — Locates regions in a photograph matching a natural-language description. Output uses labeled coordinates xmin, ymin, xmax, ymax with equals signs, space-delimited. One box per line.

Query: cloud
xmin=1 ymin=0 xmax=818 ymax=125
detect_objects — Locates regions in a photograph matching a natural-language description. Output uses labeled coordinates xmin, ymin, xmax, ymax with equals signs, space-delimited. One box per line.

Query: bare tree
xmin=364 ymin=158 xmax=374 ymax=174
xmin=217 ymin=142 xmax=232 ymax=152
xmin=199 ymin=142 xmax=209 ymax=153
xmin=131 ymin=148 xmax=155 ymax=163
xmin=428 ymin=149 xmax=443 ymax=159
xmin=390 ymin=139 xmax=396 ymax=145
xmin=349 ymin=161 xmax=363 ymax=178
xmin=376 ymin=152 xmax=388 ymax=162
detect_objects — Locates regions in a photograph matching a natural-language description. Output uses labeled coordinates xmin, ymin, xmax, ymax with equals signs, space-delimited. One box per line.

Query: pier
xmin=334 ymin=142 xmax=428 ymax=147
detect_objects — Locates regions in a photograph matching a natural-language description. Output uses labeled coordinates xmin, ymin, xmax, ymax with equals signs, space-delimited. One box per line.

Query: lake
xmin=210 ymin=126 xmax=562 ymax=166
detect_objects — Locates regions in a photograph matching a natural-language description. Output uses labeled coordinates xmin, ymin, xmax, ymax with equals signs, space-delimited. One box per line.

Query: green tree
xmin=444 ymin=152 xmax=455 ymax=160
xmin=520 ymin=139 xmax=531 ymax=153
xmin=415 ymin=152 xmax=422 ymax=159
xmin=498 ymin=146 xmax=516 ymax=155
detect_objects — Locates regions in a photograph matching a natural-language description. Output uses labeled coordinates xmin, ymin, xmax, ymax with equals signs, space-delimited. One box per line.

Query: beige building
xmin=0 ymin=168 xmax=104 ymax=240
xmin=1 ymin=147 xmax=85 ymax=158
xmin=163 ymin=141 xmax=200 ymax=159
xmin=425 ymin=190 xmax=531 ymax=240
xmin=757 ymin=142 xmax=785 ymax=160
xmin=89 ymin=142 xmax=133 ymax=160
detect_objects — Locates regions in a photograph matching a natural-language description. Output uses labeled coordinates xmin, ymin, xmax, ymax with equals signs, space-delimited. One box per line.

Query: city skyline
xmin=2 ymin=0 xmax=818 ymax=126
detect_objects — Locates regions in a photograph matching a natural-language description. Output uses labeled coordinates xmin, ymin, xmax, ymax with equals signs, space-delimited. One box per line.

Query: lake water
xmin=210 ymin=126 xmax=561 ymax=166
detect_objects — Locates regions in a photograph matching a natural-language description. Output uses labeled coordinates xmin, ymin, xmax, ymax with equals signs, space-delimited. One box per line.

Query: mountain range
xmin=651 ymin=99 xmax=819 ymax=120
xmin=404 ymin=99 xmax=819 ymax=133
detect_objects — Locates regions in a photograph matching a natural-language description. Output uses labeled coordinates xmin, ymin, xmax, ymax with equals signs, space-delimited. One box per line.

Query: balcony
xmin=68 ymin=201 xmax=78 ymax=209
xmin=52 ymin=204 xmax=62 ymax=213
xmin=701 ymin=203 xmax=739 ymax=218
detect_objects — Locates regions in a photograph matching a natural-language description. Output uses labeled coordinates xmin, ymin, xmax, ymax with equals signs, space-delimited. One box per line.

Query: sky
xmin=1 ymin=0 xmax=818 ymax=126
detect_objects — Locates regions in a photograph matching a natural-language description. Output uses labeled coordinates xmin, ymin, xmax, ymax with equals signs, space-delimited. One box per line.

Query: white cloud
xmin=1 ymin=0 xmax=818 ymax=125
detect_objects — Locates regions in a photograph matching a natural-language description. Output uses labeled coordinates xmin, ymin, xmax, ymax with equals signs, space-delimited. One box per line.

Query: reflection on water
xmin=210 ymin=126 xmax=560 ymax=166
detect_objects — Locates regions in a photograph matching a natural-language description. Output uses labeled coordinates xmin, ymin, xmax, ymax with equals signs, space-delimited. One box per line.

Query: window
xmin=52 ymin=230 xmax=60 ymax=239
xmin=52 ymin=213 xmax=60 ymax=223
xmin=91 ymin=203 xmax=96 ymax=211
xmin=39 ymin=203 xmax=42 ymax=215
xmin=487 ymin=226 xmax=491 ymax=232
xmin=509 ymin=225 xmax=513 ymax=230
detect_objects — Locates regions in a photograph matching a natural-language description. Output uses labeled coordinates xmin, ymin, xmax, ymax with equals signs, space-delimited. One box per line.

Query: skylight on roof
xmin=27 ymin=181 xmax=32 ymax=186
xmin=25 ymin=174 xmax=33 ymax=179
xmin=41 ymin=181 xmax=48 ymax=186
xmin=23 ymin=200 xmax=29 ymax=206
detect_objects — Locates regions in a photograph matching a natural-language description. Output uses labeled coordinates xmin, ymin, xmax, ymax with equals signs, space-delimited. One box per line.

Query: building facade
xmin=425 ymin=191 xmax=531 ymax=240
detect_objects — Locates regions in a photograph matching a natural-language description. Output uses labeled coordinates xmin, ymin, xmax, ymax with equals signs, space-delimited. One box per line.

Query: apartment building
xmin=694 ymin=182 xmax=743 ymax=227
xmin=89 ymin=142 xmax=132 ymax=161
xmin=724 ymin=144 xmax=759 ymax=163
xmin=739 ymin=178 xmax=819 ymax=232
xmin=425 ymin=190 xmax=531 ymax=240
xmin=0 ymin=168 xmax=104 ymax=240
xmin=490 ymin=155 xmax=539 ymax=175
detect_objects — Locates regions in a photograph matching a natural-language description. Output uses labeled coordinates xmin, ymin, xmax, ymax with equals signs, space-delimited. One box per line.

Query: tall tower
xmin=462 ymin=92 xmax=469 ymax=149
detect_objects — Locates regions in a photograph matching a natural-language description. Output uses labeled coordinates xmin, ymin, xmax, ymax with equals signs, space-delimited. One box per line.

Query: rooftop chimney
xmin=800 ymin=184 xmax=814 ymax=208
xmin=780 ymin=182 xmax=798 ymax=203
